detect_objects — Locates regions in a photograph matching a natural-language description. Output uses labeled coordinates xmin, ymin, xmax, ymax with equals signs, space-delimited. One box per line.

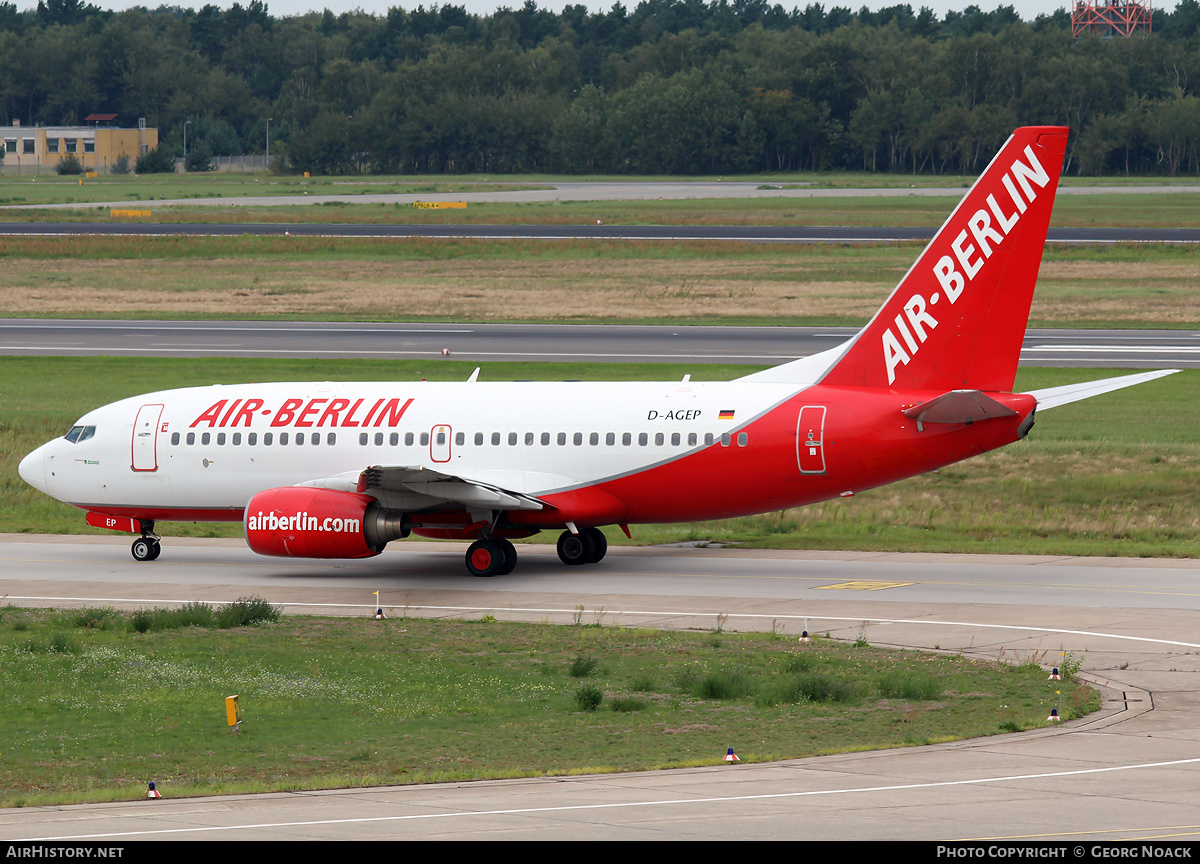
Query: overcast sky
xmin=12 ymin=1 xmax=1181 ymax=23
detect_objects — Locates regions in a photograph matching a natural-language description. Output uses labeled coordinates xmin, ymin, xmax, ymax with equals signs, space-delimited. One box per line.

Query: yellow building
xmin=0 ymin=116 xmax=159 ymax=174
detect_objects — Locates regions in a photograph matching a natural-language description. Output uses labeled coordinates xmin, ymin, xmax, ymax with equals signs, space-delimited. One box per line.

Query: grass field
xmin=0 ymin=605 xmax=1089 ymax=807
xmin=0 ymin=236 xmax=1196 ymax=328
xmin=3 ymin=357 xmax=1195 ymax=557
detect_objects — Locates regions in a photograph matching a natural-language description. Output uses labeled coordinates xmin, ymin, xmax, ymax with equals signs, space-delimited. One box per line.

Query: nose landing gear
xmin=130 ymin=521 xmax=161 ymax=561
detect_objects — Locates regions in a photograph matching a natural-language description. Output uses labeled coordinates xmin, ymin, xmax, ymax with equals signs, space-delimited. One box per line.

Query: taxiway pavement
xmin=1 ymin=537 xmax=1198 ymax=840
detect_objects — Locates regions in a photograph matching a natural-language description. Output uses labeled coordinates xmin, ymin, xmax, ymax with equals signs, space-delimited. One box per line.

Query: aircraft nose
xmin=18 ymin=444 xmax=48 ymax=493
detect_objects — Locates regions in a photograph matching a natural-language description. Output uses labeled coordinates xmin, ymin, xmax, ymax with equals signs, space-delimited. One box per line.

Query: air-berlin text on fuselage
xmin=882 ymin=143 xmax=1050 ymax=385
xmin=189 ymin=397 xmax=414 ymax=429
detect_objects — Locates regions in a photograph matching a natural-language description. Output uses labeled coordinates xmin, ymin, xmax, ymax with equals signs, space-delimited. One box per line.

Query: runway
xmin=1 ymin=220 xmax=1198 ymax=244
xmin=1 ymin=536 xmax=1199 ymax=840
xmin=8 ymin=178 xmax=1200 ymax=210
xmin=1 ymin=318 xmax=1196 ymax=368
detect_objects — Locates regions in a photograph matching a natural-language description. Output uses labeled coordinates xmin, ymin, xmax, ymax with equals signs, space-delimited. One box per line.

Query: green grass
xmin=2 ymin=357 xmax=1196 ymax=557
xmin=0 ymin=607 xmax=1089 ymax=807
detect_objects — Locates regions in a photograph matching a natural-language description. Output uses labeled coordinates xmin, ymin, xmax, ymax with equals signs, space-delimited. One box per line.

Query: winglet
xmin=820 ymin=126 xmax=1069 ymax=393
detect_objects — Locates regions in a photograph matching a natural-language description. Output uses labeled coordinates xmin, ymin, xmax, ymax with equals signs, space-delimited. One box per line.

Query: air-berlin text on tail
xmin=190 ymin=396 xmax=414 ymax=429
xmin=882 ymin=143 xmax=1051 ymax=385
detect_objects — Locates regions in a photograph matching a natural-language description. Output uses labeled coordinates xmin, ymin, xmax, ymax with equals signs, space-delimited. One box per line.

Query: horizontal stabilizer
xmin=1027 ymin=369 xmax=1180 ymax=411
xmin=903 ymin=390 xmax=1017 ymax=430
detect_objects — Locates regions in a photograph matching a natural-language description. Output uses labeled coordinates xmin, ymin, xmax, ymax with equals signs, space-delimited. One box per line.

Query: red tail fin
xmin=820 ymin=126 xmax=1068 ymax=393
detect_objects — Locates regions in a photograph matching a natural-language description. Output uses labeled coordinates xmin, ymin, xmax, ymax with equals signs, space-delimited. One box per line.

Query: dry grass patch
xmin=1 ymin=237 xmax=1198 ymax=325
xmin=0 ymin=255 xmax=895 ymax=321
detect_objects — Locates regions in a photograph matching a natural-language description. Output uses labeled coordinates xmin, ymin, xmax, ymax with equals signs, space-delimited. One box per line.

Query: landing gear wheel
xmin=131 ymin=537 xmax=160 ymax=562
xmin=494 ymin=538 xmax=518 ymax=575
xmin=583 ymin=527 xmax=607 ymax=563
xmin=466 ymin=539 xmax=504 ymax=577
xmin=557 ymin=530 xmax=596 ymax=566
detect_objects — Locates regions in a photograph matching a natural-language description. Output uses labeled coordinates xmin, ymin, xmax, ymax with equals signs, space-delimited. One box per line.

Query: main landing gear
xmin=556 ymin=527 xmax=607 ymax=566
xmin=464 ymin=527 xmax=609 ymax=576
xmin=465 ymin=537 xmax=518 ymax=578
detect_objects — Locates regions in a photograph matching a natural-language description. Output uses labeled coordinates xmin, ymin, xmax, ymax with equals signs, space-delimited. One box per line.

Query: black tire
xmin=146 ymin=539 xmax=161 ymax=561
xmin=494 ymin=538 xmax=517 ymax=575
xmin=465 ymin=539 xmax=503 ymax=577
xmin=557 ymin=530 xmax=595 ymax=566
xmin=131 ymin=537 xmax=154 ymax=562
xmin=584 ymin=527 xmax=607 ymax=563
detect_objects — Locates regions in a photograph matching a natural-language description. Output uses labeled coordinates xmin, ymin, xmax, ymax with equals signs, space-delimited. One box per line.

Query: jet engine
xmin=244 ymin=487 xmax=410 ymax=559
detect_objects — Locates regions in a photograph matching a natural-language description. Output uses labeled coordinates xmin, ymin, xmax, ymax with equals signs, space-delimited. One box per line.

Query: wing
xmin=298 ymin=465 xmax=545 ymax=513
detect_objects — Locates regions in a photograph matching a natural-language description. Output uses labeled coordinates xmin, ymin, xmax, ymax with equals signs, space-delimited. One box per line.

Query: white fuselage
xmin=19 ymin=378 xmax=804 ymax=518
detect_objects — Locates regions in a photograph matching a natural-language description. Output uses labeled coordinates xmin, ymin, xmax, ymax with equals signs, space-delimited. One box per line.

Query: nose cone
xmin=18 ymin=444 xmax=48 ymax=494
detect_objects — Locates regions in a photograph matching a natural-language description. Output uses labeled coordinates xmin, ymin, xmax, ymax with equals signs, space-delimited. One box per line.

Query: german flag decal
xmin=719 ymin=409 xmax=735 ymax=420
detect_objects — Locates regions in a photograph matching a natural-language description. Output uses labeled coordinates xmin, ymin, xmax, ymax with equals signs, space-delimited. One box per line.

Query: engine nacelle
xmin=244 ymin=487 xmax=410 ymax=559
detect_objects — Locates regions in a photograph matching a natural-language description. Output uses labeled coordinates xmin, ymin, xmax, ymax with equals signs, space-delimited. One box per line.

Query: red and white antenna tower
xmin=1071 ymin=0 xmax=1153 ymax=37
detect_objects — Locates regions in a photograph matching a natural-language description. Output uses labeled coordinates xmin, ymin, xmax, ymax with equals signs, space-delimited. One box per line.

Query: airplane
xmin=18 ymin=126 xmax=1178 ymax=577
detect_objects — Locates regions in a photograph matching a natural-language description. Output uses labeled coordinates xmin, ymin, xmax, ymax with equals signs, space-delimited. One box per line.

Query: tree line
xmin=3 ymin=0 xmax=1200 ymax=175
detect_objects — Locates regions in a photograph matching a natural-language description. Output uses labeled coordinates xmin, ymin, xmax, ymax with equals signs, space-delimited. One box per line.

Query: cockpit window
xmin=64 ymin=425 xmax=95 ymax=443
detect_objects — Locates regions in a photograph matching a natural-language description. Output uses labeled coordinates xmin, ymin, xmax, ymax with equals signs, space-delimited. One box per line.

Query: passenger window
xmin=655 ymin=433 xmax=664 ymax=446
xmin=232 ymin=433 xmax=242 ymax=445
xmin=622 ymin=432 xmax=632 ymax=446
xmin=525 ymin=432 xmax=534 ymax=446
xmin=310 ymin=432 xmax=319 ymax=446
xmin=688 ymin=432 xmax=697 ymax=446
xmin=390 ymin=433 xmax=399 ymax=446
xmin=420 ymin=433 xmax=429 ymax=446
xmin=509 ymin=432 xmax=518 ymax=446
xmin=435 ymin=432 xmax=445 ymax=445
xmin=359 ymin=433 xmax=368 ymax=445
xmin=248 ymin=433 xmax=257 ymax=446
xmin=202 ymin=432 xmax=211 ymax=445
xmin=456 ymin=432 xmax=465 ymax=446
xmin=704 ymin=433 xmax=714 ymax=446
xmin=171 ymin=432 xmax=180 ymax=445
xmin=475 ymin=433 xmax=484 ymax=446
xmin=264 ymin=433 xmax=273 ymax=445
xmin=574 ymin=432 xmax=583 ymax=446
xmin=217 ymin=433 xmax=226 ymax=445
xmin=721 ymin=433 xmax=731 ymax=447
xmin=492 ymin=432 xmax=501 ymax=445
xmin=327 ymin=433 xmax=336 ymax=445
xmin=671 ymin=432 xmax=680 ymax=446
xmin=541 ymin=432 xmax=550 ymax=446
xmin=379 ymin=433 xmax=388 ymax=446
xmin=738 ymin=432 xmax=748 ymax=447
xmin=638 ymin=432 xmax=647 ymax=446
xmin=279 ymin=433 xmax=288 ymax=445
xmin=186 ymin=432 xmax=195 ymax=445
xmin=296 ymin=433 xmax=305 ymax=445
xmin=606 ymin=432 xmax=615 ymax=446
xmin=589 ymin=432 xmax=598 ymax=445
xmin=405 ymin=432 xmax=414 ymax=446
